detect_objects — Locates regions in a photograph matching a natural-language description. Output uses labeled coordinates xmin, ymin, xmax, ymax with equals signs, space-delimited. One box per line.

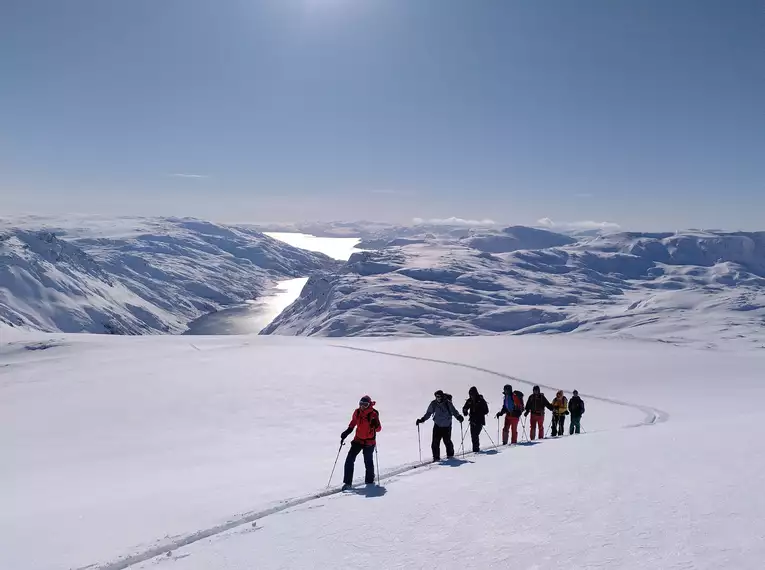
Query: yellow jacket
xmin=552 ymin=395 xmax=568 ymax=416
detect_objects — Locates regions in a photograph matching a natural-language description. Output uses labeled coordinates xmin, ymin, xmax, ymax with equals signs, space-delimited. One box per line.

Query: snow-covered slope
xmin=0 ymin=217 xmax=337 ymax=334
xmin=2 ymin=333 xmax=763 ymax=569
xmin=263 ymin=230 xmax=765 ymax=348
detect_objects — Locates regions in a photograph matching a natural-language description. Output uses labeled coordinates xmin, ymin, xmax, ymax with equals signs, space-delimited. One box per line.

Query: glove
xmin=524 ymin=410 xmax=529 ymax=417
xmin=340 ymin=428 xmax=352 ymax=441
xmin=495 ymin=412 xmax=502 ymax=418
xmin=457 ymin=416 xmax=464 ymax=423
xmin=416 ymin=419 xmax=423 ymax=426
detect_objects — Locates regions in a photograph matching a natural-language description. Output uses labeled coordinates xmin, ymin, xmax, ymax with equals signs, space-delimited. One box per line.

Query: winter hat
xmin=533 ymin=385 xmax=541 ymax=393
xmin=573 ymin=390 xmax=579 ymax=396
xmin=359 ymin=395 xmax=372 ymax=406
xmin=503 ymin=384 xmax=512 ymax=394
xmin=556 ymin=390 xmax=564 ymax=397
xmin=434 ymin=390 xmax=445 ymax=398
xmin=469 ymin=386 xmax=479 ymax=397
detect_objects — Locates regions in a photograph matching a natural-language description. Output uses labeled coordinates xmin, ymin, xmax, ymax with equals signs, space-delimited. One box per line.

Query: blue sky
xmin=2 ymin=0 xmax=763 ymax=230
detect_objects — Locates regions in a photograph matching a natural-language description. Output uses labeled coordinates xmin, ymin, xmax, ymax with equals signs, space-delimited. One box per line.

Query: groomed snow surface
xmin=3 ymin=333 xmax=764 ymax=570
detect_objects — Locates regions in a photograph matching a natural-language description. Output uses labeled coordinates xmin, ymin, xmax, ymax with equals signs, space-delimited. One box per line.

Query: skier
xmin=523 ymin=385 xmax=553 ymax=440
xmin=550 ymin=390 xmax=569 ymax=437
xmin=462 ymin=386 xmax=489 ymax=452
xmin=340 ymin=395 xmax=381 ymax=489
xmin=495 ymin=384 xmax=524 ymax=445
xmin=416 ymin=390 xmax=464 ymax=462
xmin=568 ymin=389 xmax=585 ymax=434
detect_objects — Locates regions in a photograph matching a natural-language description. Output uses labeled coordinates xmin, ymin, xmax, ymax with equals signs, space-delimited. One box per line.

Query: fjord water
xmin=184 ymin=233 xmax=360 ymax=335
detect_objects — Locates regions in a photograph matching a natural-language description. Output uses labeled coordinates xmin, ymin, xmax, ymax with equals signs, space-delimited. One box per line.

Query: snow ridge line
xmin=331 ymin=344 xmax=670 ymax=426
xmin=89 ymin=344 xmax=668 ymax=570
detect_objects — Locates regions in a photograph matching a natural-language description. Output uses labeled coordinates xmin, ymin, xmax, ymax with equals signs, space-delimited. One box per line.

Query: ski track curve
xmin=88 ymin=344 xmax=669 ymax=570
xmin=332 ymin=344 xmax=670 ymax=427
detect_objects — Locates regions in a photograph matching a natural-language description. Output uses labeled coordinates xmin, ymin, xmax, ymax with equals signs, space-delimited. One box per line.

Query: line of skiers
xmin=339 ymin=387 xmax=586 ymax=487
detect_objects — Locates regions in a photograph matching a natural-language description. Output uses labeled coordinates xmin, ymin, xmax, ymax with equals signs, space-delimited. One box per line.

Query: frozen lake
xmin=184 ymin=233 xmax=360 ymax=335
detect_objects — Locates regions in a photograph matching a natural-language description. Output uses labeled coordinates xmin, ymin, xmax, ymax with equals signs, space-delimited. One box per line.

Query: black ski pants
xmin=431 ymin=425 xmax=454 ymax=461
xmin=343 ymin=441 xmax=375 ymax=485
xmin=469 ymin=422 xmax=482 ymax=452
xmin=551 ymin=414 xmax=566 ymax=437
xmin=570 ymin=415 xmax=582 ymax=434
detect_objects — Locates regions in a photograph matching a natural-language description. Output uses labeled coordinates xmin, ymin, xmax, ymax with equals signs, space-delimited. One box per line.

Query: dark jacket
xmin=462 ymin=395 xmax=489 ymax=426
xmin=569 ymin=395 xmax=585 ymax=417
xmin=497 ymin=391 xmax=524 ymax=418
xmin=421 ymin=395 xmax=463 ymax=428
xmin=525 ymin=392 xmax=553 ymax=415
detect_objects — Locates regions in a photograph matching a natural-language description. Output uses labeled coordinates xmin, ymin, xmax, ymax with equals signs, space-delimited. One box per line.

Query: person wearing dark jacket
xmin=495 ymin=384 xmax=524 ymax=445
xmin=524 ymin=385 xmax=553 ymax=440
xmin=568 ymin=390 xmax=585 ymax=434
xmin=417 ymin=390 xmax=464 ymax=461
xmin=462 ymin=386 xmax=489 ymax=452
xmin=340 ymin=395 xmax=382 ymax=489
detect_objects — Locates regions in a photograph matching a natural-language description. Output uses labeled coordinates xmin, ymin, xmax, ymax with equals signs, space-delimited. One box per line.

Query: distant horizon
xmin=1 ymin=210 xmax=761 ymax=235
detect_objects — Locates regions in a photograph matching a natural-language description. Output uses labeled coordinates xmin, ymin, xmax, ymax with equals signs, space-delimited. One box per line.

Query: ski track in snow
xmin=332 ymin=344 xmax=670 ymax=427
xmin=88 ymin=345 xmax=669 ymax=570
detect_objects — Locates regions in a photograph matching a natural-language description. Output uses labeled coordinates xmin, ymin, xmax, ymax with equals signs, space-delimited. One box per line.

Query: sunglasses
xmin=359 ymin=401 xmax=370 ymax=408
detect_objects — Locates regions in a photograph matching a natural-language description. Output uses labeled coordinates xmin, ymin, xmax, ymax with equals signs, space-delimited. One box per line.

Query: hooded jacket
xmin=421 ymin=394 xmax=463 ymax=428
xmin=462 ymin=392 xmax=489 ymax=426
xmin=345 ymin=401 xmax=382 ymax=446
xmin=551 ymin=392 xmax=569 ymax=416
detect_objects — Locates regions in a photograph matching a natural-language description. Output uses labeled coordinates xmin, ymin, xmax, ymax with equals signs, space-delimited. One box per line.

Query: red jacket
xmin=348 ymin=404 xmax=382 ymax=446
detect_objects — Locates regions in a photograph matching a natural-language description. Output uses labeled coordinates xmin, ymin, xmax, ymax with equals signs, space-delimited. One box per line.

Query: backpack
xmin=511 ymin=391 xmax=524 ymax=417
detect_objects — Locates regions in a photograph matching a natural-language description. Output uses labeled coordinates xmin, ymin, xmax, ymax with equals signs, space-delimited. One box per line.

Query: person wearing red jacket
xmin=341 ymin=395 xmax=382 ymax=488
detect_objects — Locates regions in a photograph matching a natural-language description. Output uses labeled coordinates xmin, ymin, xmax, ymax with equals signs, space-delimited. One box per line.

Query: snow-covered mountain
xmin=0 ymin=217 xmax=337 ymax=334
xmin=263 ymin=229 xmax=765 ymax=348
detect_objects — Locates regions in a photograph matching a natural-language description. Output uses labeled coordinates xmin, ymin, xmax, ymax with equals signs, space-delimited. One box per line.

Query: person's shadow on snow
xmin=516 ymin=441 xmax=542 ymax=447
xmin=352 ymin=485 xmax=388 ymax=498
xmin=440 ymin=458 xmax=472 ymax=467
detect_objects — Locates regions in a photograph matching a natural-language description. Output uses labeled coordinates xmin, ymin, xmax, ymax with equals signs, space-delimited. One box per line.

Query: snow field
xmin=137 ymin=417 xmax=765 ymax=570
xmin=2 ymin=334 xmax=664 ymax=570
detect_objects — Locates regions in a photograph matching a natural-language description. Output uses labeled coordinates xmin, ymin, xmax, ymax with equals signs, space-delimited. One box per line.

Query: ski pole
xmin=327 ymin=442 xmax=344 ymax=488
xmin=497 ymin=416 xmax=501 ymax=446
xmin=482 ymin=425 xmax=497 ymax=448
xmin=521 ymin=416 xmax=529 ymax=442
xmin=417 ymin=423 xmax=422 ymax=463
xmin=460 ymin=422 xmax=466 ymax=458
xmin=375 ymin=443 xmax=380 ymax=485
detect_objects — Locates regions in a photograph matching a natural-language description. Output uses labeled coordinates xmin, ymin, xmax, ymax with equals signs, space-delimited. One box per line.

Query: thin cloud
xmin=168 ymin=173 xmax=209 ymax=179
xmin=537 ymin=217 xmax=621 ymax=231
xmin=413 ymin=217 xmax=498 ymax=226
